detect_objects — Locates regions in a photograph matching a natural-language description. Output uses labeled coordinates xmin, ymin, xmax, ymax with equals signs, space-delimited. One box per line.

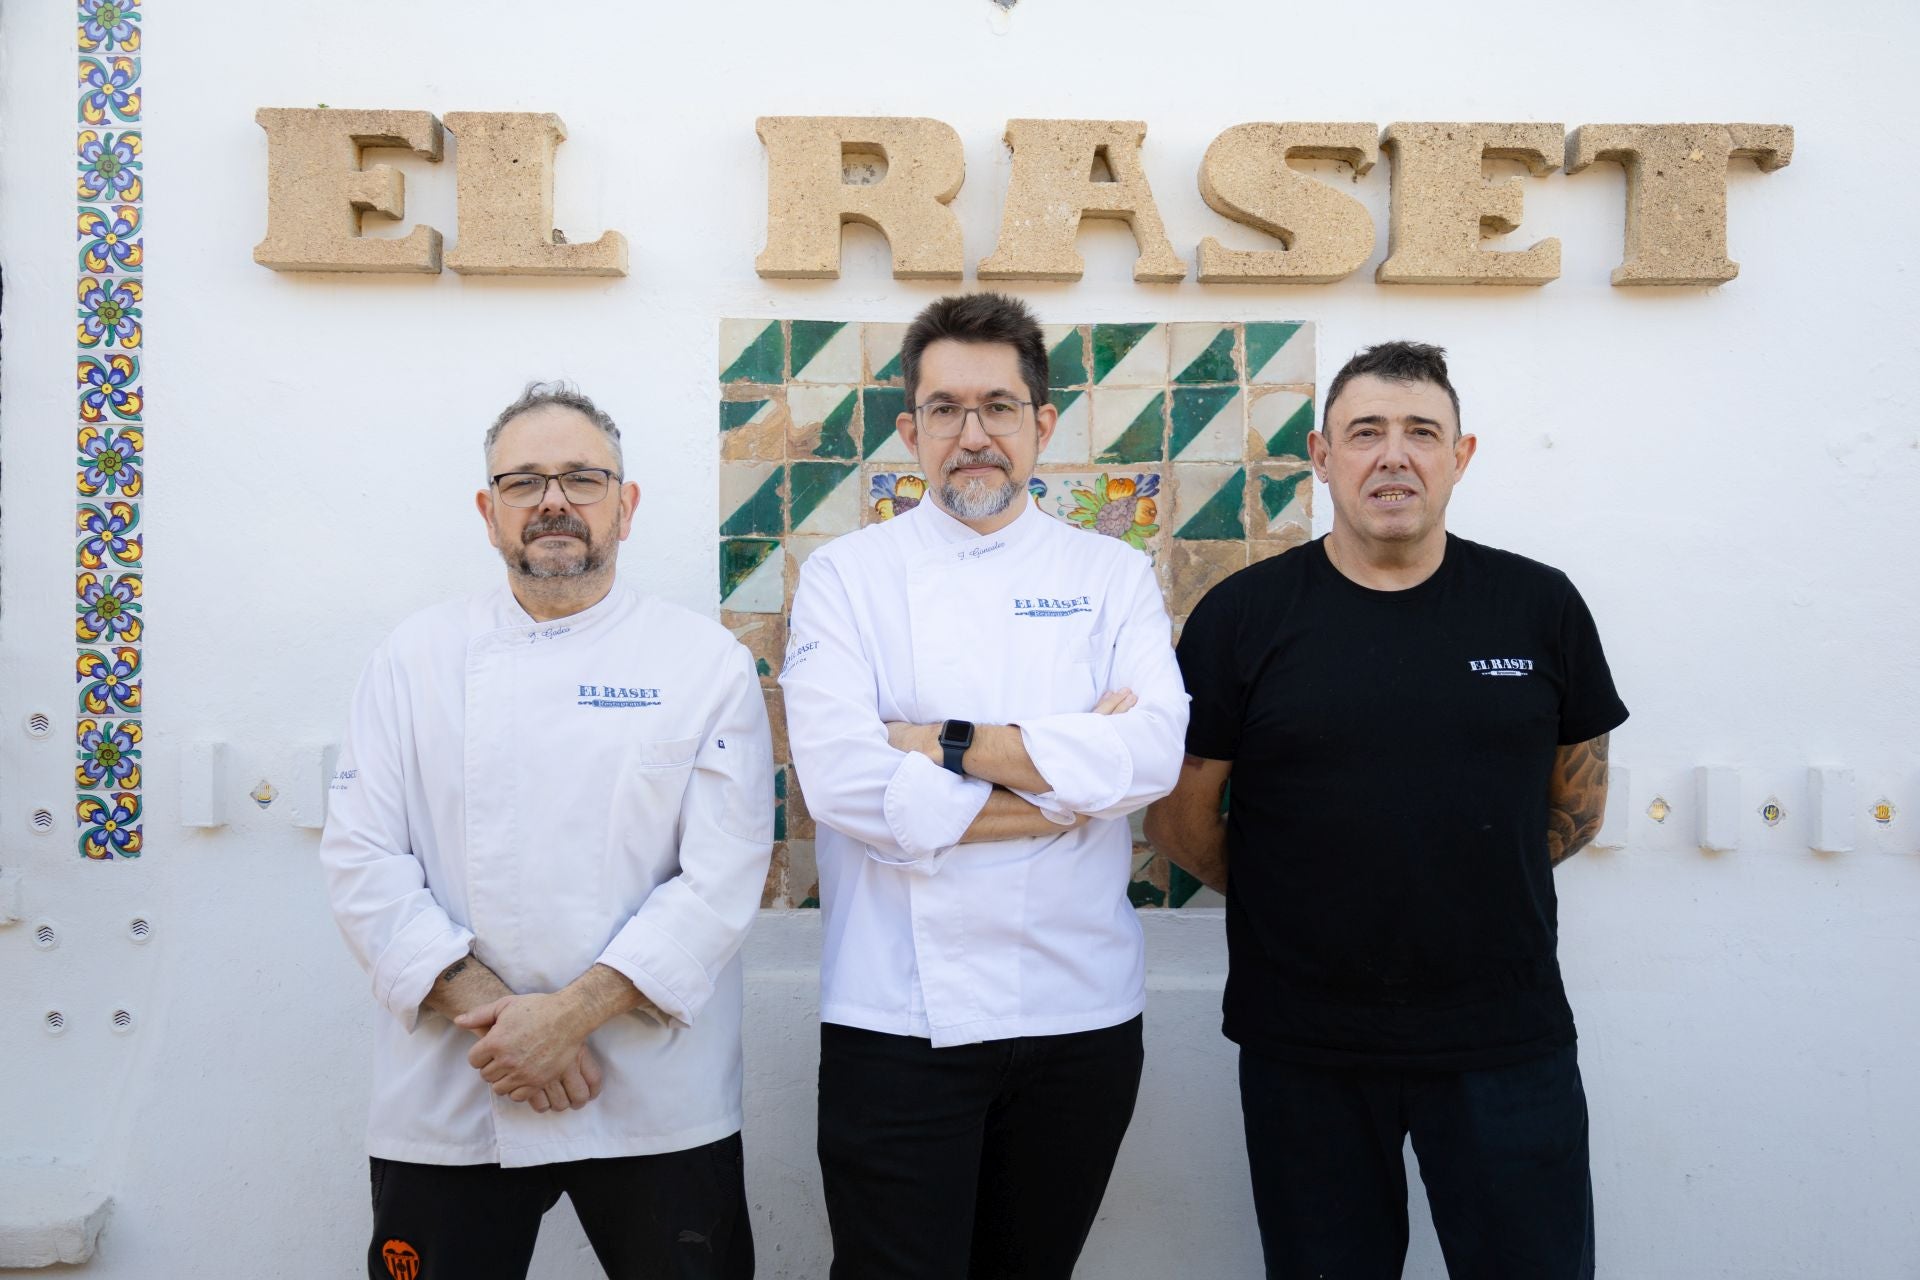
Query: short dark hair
xmin=1322 ymin=341 xmax=1461 ymax=437
xmin=900 ymin=292 xmax=1049 ymax=410
xmin=483 ymin=380 xmax=622 ymax=473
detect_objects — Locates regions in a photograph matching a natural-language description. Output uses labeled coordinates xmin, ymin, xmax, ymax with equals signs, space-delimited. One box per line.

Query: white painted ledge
xmin=0 ymin=1166 xmax=112 ymax=1267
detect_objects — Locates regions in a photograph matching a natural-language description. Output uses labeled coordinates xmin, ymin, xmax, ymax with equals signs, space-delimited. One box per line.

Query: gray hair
xmin=483 ymin=381 xmax=623 ymax=473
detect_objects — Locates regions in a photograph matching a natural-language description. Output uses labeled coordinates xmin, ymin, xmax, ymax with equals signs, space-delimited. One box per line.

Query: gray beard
xmin=939 ymin=450 xmax=1017 ymax=520
xmin=510 ymin=516 xmax=607 ymax=578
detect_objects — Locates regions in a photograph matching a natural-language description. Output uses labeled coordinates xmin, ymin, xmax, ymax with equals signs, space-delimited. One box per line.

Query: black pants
xmin=366 ymin=1133 xmax=753 ymax=1279
xmin=1239 ymin=1045 xmax=1594 ymax=1280
xmin=817 ymin=1016 xmax=1145 ymax=1280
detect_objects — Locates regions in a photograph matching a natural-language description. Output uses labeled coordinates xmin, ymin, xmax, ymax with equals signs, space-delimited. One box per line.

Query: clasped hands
xmin=455 ymin=992 xmax=603 ymax=1117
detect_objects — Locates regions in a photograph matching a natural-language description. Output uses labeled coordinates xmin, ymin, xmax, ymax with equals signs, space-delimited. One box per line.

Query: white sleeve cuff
xmin=877 ymin=750 xmax=992 ymax=867
xmin=1014 ymin=714 xmax=1133 ymax=816
xmin=372 ymin=913 xmax=476 ymax=1033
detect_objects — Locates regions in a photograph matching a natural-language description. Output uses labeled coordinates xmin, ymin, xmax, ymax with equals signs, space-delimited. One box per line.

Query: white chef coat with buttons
xmin=319 ymin=585 xmax=773 ymax=1167
xmin=780 ymin=496 xmax=1188 ymax=1048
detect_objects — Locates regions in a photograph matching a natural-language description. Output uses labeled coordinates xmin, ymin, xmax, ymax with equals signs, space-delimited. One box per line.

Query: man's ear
xmin=1307 ymin=428 xmax=1331 ymax=482
xmin=615 ymin=480 xmax=640 ymax=540
xmin=1032 ymin=401 xmax=1059 ymax=456
xmin=476 ymin=488 xmax=502 ymax=549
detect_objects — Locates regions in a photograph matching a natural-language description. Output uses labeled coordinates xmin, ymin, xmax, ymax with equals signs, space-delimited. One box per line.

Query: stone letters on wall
xmin=252 ymin=110 xmax=1792 ymax=288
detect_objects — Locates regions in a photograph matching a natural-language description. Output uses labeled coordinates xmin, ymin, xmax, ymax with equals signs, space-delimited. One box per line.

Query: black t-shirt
xmin=1178 ymin=534 xmax=1629 ymax=1070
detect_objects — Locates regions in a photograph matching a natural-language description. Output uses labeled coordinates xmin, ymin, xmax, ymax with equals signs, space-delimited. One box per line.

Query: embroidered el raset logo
xmin=576 ymin=684 xmax=662 ymax=708
xmin=1468 ymin=658 xmax=1535 ymax=677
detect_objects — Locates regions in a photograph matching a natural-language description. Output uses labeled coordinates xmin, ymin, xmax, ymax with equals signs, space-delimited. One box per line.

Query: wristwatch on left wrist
xmin=937 ymin=719 xmax=974 ymax=776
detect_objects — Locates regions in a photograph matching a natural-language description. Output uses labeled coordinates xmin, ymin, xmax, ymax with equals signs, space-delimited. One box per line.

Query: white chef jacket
xmin=319 ymin=585 xmax=773 ymax=1167
xmin=780 ymin=496 xmax=1188 ymax=1048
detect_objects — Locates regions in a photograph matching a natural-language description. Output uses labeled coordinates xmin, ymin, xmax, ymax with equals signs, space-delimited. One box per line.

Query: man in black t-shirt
xmin=1145 ymin=342 xmax=1626 ymax=1279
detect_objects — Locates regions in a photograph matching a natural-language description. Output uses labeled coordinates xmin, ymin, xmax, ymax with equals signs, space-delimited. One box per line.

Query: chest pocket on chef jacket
xmin=1033 ymin=630 xmax=1105 ymax=716
xmin=614 ymin=735 xmax=702 ymax=840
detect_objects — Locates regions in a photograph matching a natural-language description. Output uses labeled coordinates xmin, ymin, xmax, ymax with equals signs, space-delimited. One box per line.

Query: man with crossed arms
xmin=781 ymin=293 xmax=1188 ymax=1279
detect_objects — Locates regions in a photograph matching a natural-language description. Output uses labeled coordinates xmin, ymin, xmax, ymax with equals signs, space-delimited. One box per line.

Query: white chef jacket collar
xmin=476 ymin=581 xmax=629 ymax=644
xmin=910 ymin=490 xmax=1048 ymax=552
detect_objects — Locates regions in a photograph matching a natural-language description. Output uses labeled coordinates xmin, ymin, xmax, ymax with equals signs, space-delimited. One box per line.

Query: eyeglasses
xmin=910 ymin=398 xmax=1033 ymax=439
xmin=489 ymin=468 xmax=619 ymax=508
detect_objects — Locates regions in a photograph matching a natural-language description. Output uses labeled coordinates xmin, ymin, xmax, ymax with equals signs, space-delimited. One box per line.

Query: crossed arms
xmin=1143 ymin=732 xmax=1613 ymax=892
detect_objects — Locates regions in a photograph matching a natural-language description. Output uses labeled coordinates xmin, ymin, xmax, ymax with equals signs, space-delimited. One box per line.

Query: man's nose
xmin=957 ymin=408 xmax=994 ymax=450
xmin=535 ymin=476 xmax=575 ymax=512
xmin=1378 ymin=427 xmax=1413 ymax=467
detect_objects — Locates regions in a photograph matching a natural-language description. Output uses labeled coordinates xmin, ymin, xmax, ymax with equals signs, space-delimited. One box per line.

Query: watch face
xmin=939 ymin=719 xmax=973 ymax=747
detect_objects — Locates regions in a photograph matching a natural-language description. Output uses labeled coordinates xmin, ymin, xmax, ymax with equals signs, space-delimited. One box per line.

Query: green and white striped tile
xmin=1040 ymin=389 xmax=1090 ymax=464
xmin=1170 ymin=322 xmax=1239 ymax=384
xmin=719 ymin=461 xmax=785 ymax=537
xmin=720 ymin=539 xmax=786 ymax=613
xmin=860 ymin=386 xmax=914 ymax=463
xmin=720 ymin=319 xmax=784 ymax=385
xmin=790 ymin=320 xmax=861 ymax=383
xmin=789 ymin=461 xmax=861 ymax=537
xmin=1091 ymin=323 xmax=1168 ymax=386
xmin=1245 ymin=321 xmax=1314 ymax=385
xmin=863 ymin=323 xmax=907 ymax=383
xmin=1169 ymin=386 xmax=1244 ymax=462
xmin=719 ymin=393 xmax=786 ymax=461
xmin=1171 ymin=464 xmax=1247 ymax=541
xmin=1249 ymin=388 xmax=1315 ymax=460
xmin=1252 ymin=463 xmax=1313 ymax=539
xmin=1045 ymin=325 xmax=1087 ymax=388
xmin=786 ymin=385 xmax=859 ymax=460
xmin=1092 ymin=388 xmax=1166 ymax=464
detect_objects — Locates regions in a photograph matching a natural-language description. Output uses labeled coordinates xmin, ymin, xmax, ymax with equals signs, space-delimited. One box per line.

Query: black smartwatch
xmin=937 ymin=719 xmax=974 ymax=776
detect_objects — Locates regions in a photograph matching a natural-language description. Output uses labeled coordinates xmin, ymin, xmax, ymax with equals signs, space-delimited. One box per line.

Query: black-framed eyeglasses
xmin=910 ymin=398 xmax=1033 ymax=439
xmin=489 ymin=468 xmax=620 ymax=508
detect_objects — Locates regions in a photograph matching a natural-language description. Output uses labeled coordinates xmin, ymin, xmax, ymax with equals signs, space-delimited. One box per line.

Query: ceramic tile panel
xmin=719 ymin=318 xmax=1315 ymax=905
xmin=74 ymin=5 xmax=145 ymax=860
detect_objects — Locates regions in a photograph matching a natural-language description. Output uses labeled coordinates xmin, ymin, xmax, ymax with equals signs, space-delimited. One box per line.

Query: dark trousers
xmin=1239 ymin=1045 xmax=1594 ymax=1280
xmin=366 ymin=1133 xmax=753 ymax=1280
xmin=817 ymin=1016 xmax=1145 ymax=1280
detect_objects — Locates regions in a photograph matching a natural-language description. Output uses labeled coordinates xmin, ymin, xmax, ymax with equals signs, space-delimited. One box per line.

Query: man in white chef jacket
xmin=780 ymin=294 xmax=1188 ymax=1279
xmin=320 ymin=383 xmax=772 ymax=1280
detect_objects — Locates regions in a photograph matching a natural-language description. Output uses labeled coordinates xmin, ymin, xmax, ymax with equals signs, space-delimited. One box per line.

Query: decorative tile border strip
xmin=718 ymin=318 xmax=1315 ymax=908
xmin=76 ymin=1 xmax=145 ymax=859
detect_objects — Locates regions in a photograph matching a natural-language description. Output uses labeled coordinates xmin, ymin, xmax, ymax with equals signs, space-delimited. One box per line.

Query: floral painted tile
xmin=76 ymin=716 xmax=142 ymax=790
xmin=790 ymin=320 xmax=861 ymax=383
xmin=78 ymin=2 xmax=143 ymax=54
xmin=1092 ymin=388 xmax=1165 ymax=464
xmin=77 ymin=129 xmax=142 ymax=201
xmin=76 ymin=570 xmax=142 ymax=644
xmin=1040 ymin=471 xmax=1164 ymax=555
xmin=77 ymin=791 xmax=141 ymax=859
xmin=864 ymin=470 xmax=927 ymax=523
xmin=1170 ymin=322 xmax=1239 ymax=384
xmin=77 ymin=276 xmax=142 ymax=349
xmin=78 ymin=55 xmax=141 ymax=126
xmin=77 ymin=425 xmax=142 ymax=497
xmin=786 ymin=385 xmax=859 ymax=460
xmin=1246 ymin=321 xmax=1314 ymax=385
xmin=719 ymin=319 xmax=783 ymax=384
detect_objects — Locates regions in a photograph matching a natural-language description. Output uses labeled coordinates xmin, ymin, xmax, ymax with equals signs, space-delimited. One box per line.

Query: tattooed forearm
xmin=438 ymin=958 xmax=469 ymax=985
xmin=1546 ymin=732 xmax=1610 ymax=866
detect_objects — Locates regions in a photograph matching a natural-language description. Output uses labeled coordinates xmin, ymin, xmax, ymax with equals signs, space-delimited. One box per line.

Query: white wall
xmin=4 ymin=0 xmax=1917 ymax=1274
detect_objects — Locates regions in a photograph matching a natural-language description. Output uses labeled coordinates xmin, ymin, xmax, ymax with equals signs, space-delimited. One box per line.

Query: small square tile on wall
xmin=720 ymin=538 xmax=785 ymax=613
xmin=863 ymin=468 xmax=927 ymax=524
xmin=790 ymin=320 xmax=862 ymax=383
xmin=789 ymin=461 xmax=861 ymax=537
xmin=1248 ymin=387 xmax=1315 ymax=461
xmin=1251 ymin=463 xmax=1313 ymax=541
xmin=1169 ymin=386 xmax=1244 ymax=462
xmin=864 ymin=324 xmax=907 ymax=383
xmin=720 ymin=391 xmax=787 ymax=461
xmin=1040 ymin=389 xmax=1090 ymax=464
xmin=786 ymin=385 xmax=859 ymax=460
xmin=1092 ymin=388 xmax=1166 ymax=464
xmin=719 ymin=461 xmax=785 ymax=537
xmin=1092 ymin=323 xmax=1168 ymax=386
xmin=720 ymin=319 xmax=784 ymax=384
xmin=1171 ymin=464 xmax=1247 ymax=541
xmin=1246 ymin=321 xmax=1314 ymax=385
xmin=861 ymin=386 xmax=913 ymax=462
xmin=1169 ymin=322 xmax=1239 ymax=384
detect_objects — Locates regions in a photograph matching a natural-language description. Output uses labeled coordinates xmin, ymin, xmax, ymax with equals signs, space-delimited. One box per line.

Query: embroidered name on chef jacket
xmin=577 ymin=684 xmax=663 ymax=708
xmin=1467 ymin=658 xmax=1535 ymax=677
xmin=1013 ymin=595 xmax=1092 ymax=618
